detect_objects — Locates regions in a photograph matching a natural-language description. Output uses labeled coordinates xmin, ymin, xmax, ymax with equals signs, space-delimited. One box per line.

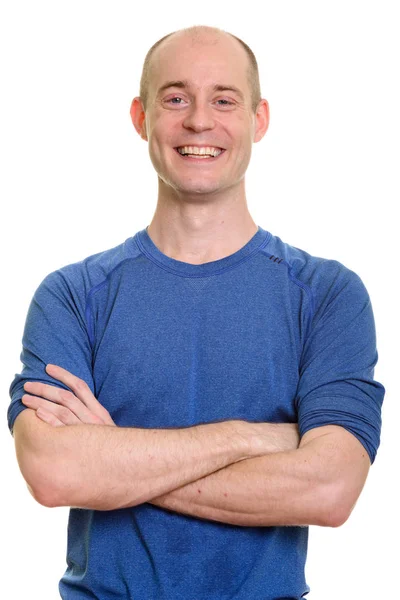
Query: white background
xmin=1 ymin=1 xmax=398 ymax=598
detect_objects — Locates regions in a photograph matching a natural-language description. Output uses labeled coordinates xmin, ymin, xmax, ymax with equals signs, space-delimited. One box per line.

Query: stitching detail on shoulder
xmin=85 ymin=258 xmax=134 ymax=348
xmin=268 ymin=254 xmax=284 ymax=264
xmin=264 ymin=252 xmax=316 ymax=338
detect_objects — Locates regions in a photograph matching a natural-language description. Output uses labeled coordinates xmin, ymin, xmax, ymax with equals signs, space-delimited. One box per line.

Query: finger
xmin=36 ymin=407 xmax=65 ymax=427
xmin=24 ymin=381 xmax=71 ymax=402
xmin=22 ymin=394 xmax=82 ymax=425
xmin=45 ymin=364 xmax=113 ymax=422
xmin=45 ymin=364 xmax=96 ymax=408
xmin=23 ymin=383 xmax=104 ymax=425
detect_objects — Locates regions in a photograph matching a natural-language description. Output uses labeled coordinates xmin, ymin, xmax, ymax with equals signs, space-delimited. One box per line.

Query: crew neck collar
xmin=133 ymin=225 xmax=271 ymax=277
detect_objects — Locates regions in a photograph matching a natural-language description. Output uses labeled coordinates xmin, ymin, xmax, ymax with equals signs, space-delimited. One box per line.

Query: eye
xmin=215 ymin=99 xmax=235 ymax=107
xmin=164 ymin=96 xmax=186 ymax=105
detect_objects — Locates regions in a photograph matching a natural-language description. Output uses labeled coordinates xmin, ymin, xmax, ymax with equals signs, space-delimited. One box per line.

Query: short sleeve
xmin=296 ymin=266 xmax=385 ymax=464
xmin=8 ymin=269 xmax=94 ymax=435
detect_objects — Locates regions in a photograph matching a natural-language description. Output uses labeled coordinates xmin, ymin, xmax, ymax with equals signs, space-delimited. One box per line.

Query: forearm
xmin=149 ymin=431 xmax=348 ymax=528
xmin=34 ymin=418 xmax=254 ymax=510
xmin=147 ymin=423 xmax=307 ymax=527
xmin=149 ymin=452 xmax=313 ymax=527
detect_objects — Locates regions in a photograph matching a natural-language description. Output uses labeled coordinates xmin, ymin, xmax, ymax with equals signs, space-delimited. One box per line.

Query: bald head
xmin=139 ymin=26 xmax=262 ymax=113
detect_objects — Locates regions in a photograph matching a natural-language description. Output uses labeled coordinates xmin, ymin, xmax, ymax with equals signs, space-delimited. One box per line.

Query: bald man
xmin=9 ymin=26 xmax=384 ymax=600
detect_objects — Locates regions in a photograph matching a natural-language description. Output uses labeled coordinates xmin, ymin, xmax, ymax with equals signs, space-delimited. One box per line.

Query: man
xmin=8 ymin=25 xmax=384 ymax=600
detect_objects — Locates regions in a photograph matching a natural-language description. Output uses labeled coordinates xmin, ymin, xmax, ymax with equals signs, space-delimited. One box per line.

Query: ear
xmin=130 ymin=97 xmax=148 ymax=141
xmin=253 ymin=99 xmax=270 ymax=143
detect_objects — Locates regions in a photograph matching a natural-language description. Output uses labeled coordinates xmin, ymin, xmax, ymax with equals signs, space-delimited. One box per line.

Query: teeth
xmin=177 ymin=146 xmax=223 ymax=157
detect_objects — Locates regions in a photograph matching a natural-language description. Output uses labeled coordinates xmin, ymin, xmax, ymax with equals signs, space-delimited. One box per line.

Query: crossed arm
xmin=14 ymin=365 xmax=370 ymax=528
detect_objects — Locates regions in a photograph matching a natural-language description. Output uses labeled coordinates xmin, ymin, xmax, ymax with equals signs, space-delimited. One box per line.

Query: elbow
xmin=31 ymin=467 xmax=119 ymax=511
xmin=18 ymin=450 xmax=64 ymax=508
xmin=318 ymin=482 xmax=354 ymax=528
xmin=26 ymin=464 xmax=118 ymax=511
xmin=30 ymin=457 xmax=78 ymax=508
xmin=323 ymin=505 xmax=350 ymax=528
xmin=14 ymin=410 xmax=65 ymax=507
xmin=28 ymin=481 xmax=61 ymax=508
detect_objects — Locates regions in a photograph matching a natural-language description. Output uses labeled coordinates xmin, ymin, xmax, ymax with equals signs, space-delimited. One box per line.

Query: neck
xmin=146 ymin=180 xmax=258 ymax=265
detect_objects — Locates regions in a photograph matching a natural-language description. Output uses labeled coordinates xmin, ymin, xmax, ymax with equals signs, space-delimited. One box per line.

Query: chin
xmin=177 ymin=184 xmax=223 ymax=197
xmin=159 ymin=170 xmax=230 ymax=197
xmin=162 ymin=177 xmax=219 ymax=196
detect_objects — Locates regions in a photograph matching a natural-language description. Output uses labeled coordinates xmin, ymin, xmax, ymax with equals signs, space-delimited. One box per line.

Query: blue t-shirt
xmin=8 ymin=225 xmax=384 ymax=600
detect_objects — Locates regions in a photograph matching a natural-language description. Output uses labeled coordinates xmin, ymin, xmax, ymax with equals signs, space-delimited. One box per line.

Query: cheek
xmin=231 ymin=128 xmax=253 ymax=158
xmin=148 ymin=124 xmax=177 ymax=157
xmin=147 ymin=135 xmax=167 ymax=165
xmin=147 ymin=133 xmax=178 ymax=175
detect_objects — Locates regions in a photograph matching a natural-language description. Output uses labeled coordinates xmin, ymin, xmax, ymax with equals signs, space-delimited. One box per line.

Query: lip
xmin=173 ymin=148 xmax=226 ymax=162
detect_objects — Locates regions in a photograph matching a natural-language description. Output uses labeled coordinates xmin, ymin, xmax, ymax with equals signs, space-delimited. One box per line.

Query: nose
xmin=182 ymin=101 xmax=215 ymax=133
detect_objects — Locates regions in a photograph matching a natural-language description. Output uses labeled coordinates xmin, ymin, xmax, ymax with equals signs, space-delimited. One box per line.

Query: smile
xmin=174 ymin=146 xmax=225 ymax=161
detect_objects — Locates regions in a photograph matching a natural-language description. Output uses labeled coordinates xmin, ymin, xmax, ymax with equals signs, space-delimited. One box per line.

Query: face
xmin=131 ymin=33 xmax=269 ymax=199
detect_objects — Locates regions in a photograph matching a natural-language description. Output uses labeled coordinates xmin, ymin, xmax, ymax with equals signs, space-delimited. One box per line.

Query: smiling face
xmin=131 ymin=31 xmax=269 ymax=200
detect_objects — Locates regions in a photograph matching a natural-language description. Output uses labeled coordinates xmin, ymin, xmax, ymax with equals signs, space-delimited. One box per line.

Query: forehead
xmin=149 ymin=33 xmax=250 ymax=97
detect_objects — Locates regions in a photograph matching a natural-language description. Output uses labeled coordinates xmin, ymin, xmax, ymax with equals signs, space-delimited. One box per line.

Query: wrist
xmin=266 ymin=423 xmax=300 ymax=453
xmin=238 ymin=421 xmax=300 ymax=457
xmin=226 ymin=419 xmax=264 ymax=460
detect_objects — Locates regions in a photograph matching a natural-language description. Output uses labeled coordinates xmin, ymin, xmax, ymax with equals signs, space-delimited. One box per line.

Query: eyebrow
xmin=156 ymin=80 xmax=245 ymax=101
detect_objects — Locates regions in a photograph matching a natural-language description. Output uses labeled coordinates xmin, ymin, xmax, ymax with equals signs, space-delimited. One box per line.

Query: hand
xmin=22 ymin=364 xmax=116 ymax=427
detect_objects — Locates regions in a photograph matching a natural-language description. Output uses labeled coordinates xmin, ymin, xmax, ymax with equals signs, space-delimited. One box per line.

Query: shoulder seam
xmin=262 ymin=251 xmax=316 ymax=338
xmin=85 ymin=257 xmax=136 ymax=348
